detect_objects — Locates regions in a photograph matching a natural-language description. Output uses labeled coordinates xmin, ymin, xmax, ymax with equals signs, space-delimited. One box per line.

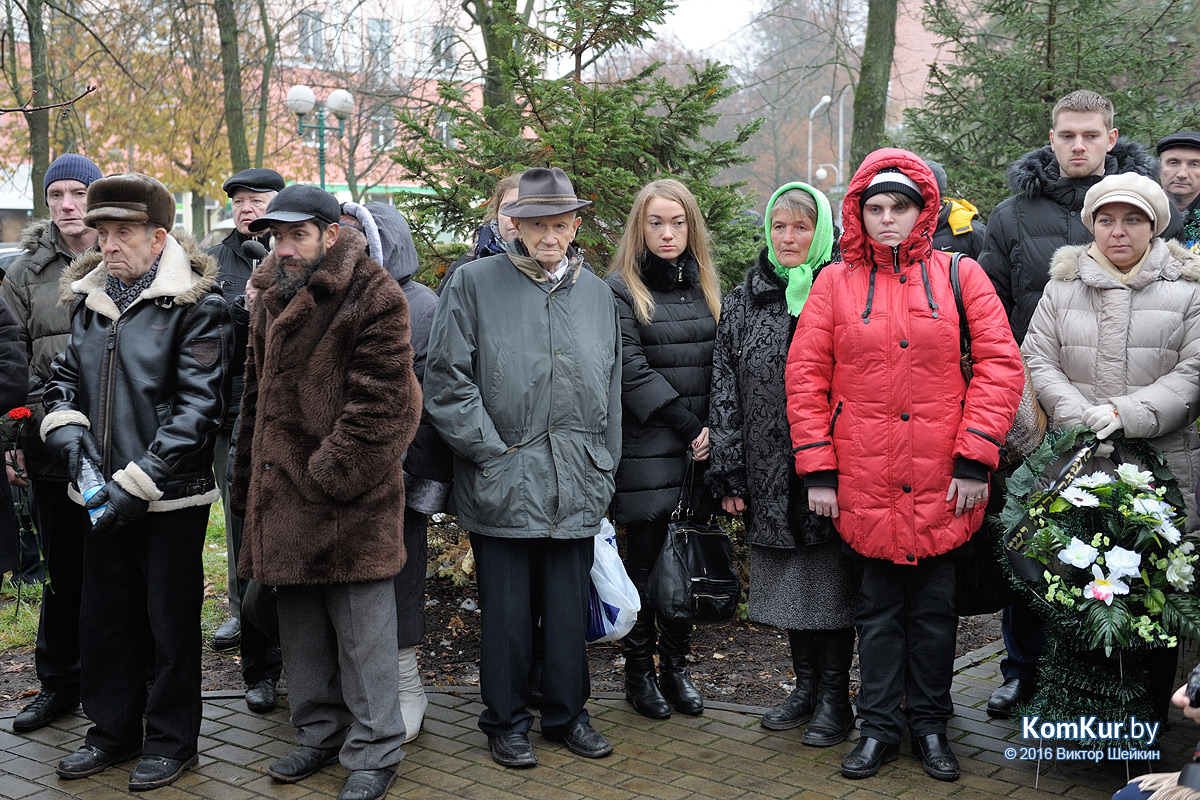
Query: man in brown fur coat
xmin=229 ymin=185 xmax=420 ymax=800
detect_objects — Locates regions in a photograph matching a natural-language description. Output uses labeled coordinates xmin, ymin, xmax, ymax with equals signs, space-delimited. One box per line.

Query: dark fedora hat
xmin=499 ymin=167 xmax=591 ymax=218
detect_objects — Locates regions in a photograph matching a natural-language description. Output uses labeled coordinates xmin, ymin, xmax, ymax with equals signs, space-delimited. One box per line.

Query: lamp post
xmin=285 ymin=84 xmax=354 ymax=190
xmin=815 ymin=163 xmax=841 ymax=186
xmin=807 ymin=94 xmax=832 ymax=184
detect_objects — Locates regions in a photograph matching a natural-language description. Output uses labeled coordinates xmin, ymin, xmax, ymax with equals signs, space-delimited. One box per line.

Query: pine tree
xmin=904 ymin=0 xmax=1200 ymax=215
xmin=392 ymin=0 xmax=762 ymax=289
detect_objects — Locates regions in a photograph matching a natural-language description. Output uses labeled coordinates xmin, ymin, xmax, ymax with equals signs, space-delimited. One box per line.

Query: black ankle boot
xmin=761 ymin=629 xmax=815 ymax=730
xmin=658 ymin=621 xmax=703 ymax=715
xmin=623 ymin=606 xmax=670 ymax=719
xmin=803 ymin=628 xmax=855 ymax=747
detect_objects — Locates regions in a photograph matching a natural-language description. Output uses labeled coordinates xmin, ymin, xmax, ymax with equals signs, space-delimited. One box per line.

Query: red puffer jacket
xmin=785 ymin=148 xmax=1023 ymax=564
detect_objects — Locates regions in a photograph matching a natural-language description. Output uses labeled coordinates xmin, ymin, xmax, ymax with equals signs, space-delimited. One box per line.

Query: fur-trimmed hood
xmin=1048 ymin=237 xmax=1200 ymax=285
xmin=1006 ymin=138 xmax=1160 ymax=201
xmin=59 ymin=228 xmax=219 ymax=319
xmin=19 ymin=218 xmax=53 ymax=253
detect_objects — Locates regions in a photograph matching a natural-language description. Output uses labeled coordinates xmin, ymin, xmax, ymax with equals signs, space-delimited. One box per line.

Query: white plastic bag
xmin=586 ymin=518 xmax=641 ymax=643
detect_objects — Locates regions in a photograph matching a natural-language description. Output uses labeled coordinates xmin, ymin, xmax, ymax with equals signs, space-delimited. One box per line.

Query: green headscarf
xmin=764 ymin=181 xmax=834 ymax=316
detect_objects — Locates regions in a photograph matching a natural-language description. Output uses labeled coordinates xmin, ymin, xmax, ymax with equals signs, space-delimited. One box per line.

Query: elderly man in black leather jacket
xmin=40 ymin=173 xmax=232 ymax=792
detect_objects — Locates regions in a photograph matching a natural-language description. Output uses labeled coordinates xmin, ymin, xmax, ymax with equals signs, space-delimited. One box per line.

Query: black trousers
xmin=226 ymin=505 xmax=283 ymax=686
xmin=394 ymin=507 xmax=428 ymax=648
xmin=80 ymin=506 xmax=207 ymax=761
xmin=31 ymin=479 xmax=88 ymax=693
xmin=853 ymin=551 xmax=958 ymax=744
xmin=469 ymin=533 xmax=592 ymax=737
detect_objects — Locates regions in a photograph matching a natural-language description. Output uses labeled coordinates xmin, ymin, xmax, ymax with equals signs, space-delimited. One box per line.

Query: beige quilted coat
xmin=1022 ymin=238 xmax=1200 ymax=530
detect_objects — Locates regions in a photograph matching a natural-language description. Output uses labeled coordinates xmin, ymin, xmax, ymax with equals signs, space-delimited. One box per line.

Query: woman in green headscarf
xmin=707 ymin=183 xmax=860 ymax=746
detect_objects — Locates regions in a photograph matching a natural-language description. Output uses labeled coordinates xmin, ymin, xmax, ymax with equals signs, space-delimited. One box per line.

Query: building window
xmin=432 ymin=26 xmax=455 ymax=73
xmin=373 ymin=112 xmax=396 ymax=150
xmin=367 ymin=18 xmax=392 ymax=79
xmin=298 ymin=12 xmax=323 ymax=61
xmin=436 ymin=109 xmax=456 ymax=148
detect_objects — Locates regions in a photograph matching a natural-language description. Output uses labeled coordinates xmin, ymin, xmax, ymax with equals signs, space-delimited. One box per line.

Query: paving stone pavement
xmin=2 ymin=641 xmax=1195 ymax=800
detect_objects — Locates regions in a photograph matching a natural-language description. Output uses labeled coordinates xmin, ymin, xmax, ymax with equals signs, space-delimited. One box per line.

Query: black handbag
xmin=648 ymin=458 xmax=741 ymax=625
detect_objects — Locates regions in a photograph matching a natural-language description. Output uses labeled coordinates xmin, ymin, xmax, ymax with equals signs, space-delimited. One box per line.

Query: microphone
xmin=241 ymin=240 xmax=268 ymax=262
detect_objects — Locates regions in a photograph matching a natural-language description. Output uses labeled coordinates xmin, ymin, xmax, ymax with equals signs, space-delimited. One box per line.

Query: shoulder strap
xmin=950 ymin=252 xmax=971 ymax=359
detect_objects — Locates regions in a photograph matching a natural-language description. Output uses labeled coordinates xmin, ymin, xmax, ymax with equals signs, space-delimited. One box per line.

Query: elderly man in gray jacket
xmin=424 ymin=167 xmax=622 ymax=769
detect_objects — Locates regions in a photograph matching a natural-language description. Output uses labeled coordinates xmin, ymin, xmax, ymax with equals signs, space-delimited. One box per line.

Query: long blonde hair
xmin=610 ymin=179 xmax=721 ymax=325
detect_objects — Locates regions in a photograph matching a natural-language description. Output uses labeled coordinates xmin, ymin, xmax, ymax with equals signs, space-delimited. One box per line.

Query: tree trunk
xmin=27 ymin=0 xmax=48 ymax=218
xmin=850 ymin=0 xmax=897 ymax=168
xmin=214 ymin=0 xmax=250 ymax=173
xmin=254 ymin=0 xmax=276 ymax=167
xmin=191 ymin=190 xmax=206 ymax=239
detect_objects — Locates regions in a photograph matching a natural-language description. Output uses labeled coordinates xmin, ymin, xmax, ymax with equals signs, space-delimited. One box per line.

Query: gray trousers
xmin=275 ymin=579 xmax=405 ymax=770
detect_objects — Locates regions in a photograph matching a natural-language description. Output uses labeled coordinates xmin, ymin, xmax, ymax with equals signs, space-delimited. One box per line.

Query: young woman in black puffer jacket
xmin=605 ymin=178 xmax=721 ymax=720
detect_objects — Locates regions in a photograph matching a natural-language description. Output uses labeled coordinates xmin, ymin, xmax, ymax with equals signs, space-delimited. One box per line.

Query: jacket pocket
xmin=580 ymin=438 xmax=616 ymax=519
xmin=468 ymin=449 xmax=526 ymax=529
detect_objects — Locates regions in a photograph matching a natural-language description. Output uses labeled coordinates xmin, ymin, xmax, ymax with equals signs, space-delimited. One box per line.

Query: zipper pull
xmin=106 ymin=321 xmax=117 ymax=350
xmin=678 ymin=263 xmax=683 ymax=284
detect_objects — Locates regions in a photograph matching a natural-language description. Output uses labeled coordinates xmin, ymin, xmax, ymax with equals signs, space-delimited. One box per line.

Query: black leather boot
xmin=761 ymin=629 xmax=815 ymax=730
xmin=803 ymin=628 xmax=855 ymax=747
xmin=623 ymin=605 xmax=670 ymax=719
xmin=658 ymin=620 xmax=703 ymax=715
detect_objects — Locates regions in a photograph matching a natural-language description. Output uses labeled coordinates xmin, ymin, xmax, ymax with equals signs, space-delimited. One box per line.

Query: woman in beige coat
xmin=1022 ymin=173 xmax=1200 ymax=531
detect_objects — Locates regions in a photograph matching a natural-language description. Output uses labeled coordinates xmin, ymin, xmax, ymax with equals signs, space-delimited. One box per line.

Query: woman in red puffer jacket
xmin=785 ymin=149 xmax=1023 ymax=782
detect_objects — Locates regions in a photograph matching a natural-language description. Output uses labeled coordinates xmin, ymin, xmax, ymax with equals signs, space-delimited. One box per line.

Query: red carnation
xmin=7 ymin=407 xmax=31 ymax=420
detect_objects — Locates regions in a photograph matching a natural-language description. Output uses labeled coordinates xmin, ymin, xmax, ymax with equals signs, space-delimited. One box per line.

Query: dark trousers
xmin=394 ymin=507 xmax=428 ymax=647
xmin=624 ymin=520 xmax=668 ymax=580
xmin=854 ymin=552 xmax=958 ymax=743
xmin=31 ymin=479 xmax=88 ymax=693
xmin=80 ymin=506 xmax=207 ymax=761
xmin=1000 ymin=600 xmax=1046 ymax=681
xmin=226 ymin=505 xmax=283 ymax=686
xmin=469 ymin=533 xmax=592 ymax=737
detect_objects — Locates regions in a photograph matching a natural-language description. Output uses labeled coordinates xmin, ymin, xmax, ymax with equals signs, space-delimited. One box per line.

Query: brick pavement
xmin=2 ymin=641 xmax=1195 ymax=800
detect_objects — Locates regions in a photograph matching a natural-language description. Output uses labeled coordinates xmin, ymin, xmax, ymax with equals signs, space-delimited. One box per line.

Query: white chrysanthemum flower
xmin=1104 ymin=546 xmax=1142 ymax=580
xmin=1157 ymin=521 xmax=1182 ymax=545
xmin=1116 ymin=463 xmax=1154 ymax=491
xmin=1062 ymin=486 xmax=1100 ymax=507
xmin=1073 ymin=471 xmax=1114 ymax=489
xmin=1057 ymin=537 xmax=1099 ymax=569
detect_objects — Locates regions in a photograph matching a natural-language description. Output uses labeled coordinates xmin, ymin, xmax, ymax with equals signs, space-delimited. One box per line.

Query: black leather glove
xmin=86 ymin=480 xmax=149 ymax=535
xmin=44 ymin=424 xmax=102 ymax=487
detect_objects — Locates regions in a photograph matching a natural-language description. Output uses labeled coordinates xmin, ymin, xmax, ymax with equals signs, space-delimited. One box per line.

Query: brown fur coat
xmin=231 ymin=227 xmax=421 ymax=585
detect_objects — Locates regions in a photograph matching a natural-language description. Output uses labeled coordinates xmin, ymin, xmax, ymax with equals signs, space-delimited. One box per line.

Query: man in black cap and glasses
xmin=206 ymin=167 xmax=284 ymax=658
xmin=424 ymin=167 xmax=622 ymax=768
xmin=230 ymin=184 xmax=420 ymax=800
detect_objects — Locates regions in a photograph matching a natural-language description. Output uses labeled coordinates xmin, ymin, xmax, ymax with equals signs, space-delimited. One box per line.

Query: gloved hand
xmin=1082 ymin=403 xmax=1122 ymax=439
xmin=86 ymin=480 xmax=149 ymax=535
xmin=44 ymin=424 xmax=102 ymax=487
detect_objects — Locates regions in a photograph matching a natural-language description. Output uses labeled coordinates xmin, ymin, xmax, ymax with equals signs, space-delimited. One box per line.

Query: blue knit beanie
xmin=44 ymin=154 xmax=102 ymax=199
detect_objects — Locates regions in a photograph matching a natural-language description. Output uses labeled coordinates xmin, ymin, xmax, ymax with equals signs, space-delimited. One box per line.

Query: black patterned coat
xmin=708 ymin=250 xmax=834 ymax=549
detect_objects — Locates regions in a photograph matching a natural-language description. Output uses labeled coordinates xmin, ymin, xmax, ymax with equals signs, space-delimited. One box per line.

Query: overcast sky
xmin=655 ymin=0 xmax=755 ymax=56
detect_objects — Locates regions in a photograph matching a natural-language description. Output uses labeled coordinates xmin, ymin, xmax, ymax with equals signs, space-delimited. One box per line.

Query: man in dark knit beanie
xmin=1 ymin=153 xmax=102 ymax=733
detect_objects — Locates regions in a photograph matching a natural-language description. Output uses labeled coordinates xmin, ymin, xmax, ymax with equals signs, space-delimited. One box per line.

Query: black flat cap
xmin=248 ymin=184 xmax=341 ymax=232
xmin=223 ymin=168 xmax=285 ymax=196
xmin=1156 ymin=131 xmax=1200 ymax=156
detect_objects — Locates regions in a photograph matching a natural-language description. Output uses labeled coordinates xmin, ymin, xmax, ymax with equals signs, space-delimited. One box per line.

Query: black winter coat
xmin=43 ymin=234 xmax=232 ymax=507
xmin=708 ymin=251 xmax=833 ymax=549
xmin=207 ymin=229 xmax=268 ymax=429
xmin=979 ymin=138 xmax=1179 ymax=343
xmin=932 ymin=201 xmax=987 ymax=260
xmin=606 ymin=253 xmax=716 ymax=524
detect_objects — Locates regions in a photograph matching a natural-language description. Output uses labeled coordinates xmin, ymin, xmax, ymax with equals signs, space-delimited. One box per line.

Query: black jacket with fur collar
xmin=979 ymin=138 xmax=1181 ymax=343
xmin=40 ymin=232 xmax=232 ymax=509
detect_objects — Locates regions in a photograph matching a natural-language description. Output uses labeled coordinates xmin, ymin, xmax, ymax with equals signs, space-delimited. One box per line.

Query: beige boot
xmin=398 ymin=646 xmax=428 ymax=743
